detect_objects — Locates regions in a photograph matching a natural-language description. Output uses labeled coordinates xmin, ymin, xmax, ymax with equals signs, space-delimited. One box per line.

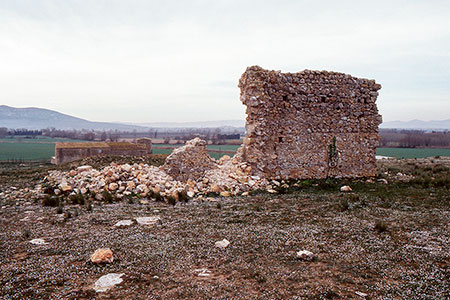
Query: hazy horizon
xmin=1 ymin=1 xmax=449 ymax=123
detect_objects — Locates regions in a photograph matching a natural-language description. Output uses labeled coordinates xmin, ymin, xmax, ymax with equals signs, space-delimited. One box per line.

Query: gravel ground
xmin=0 ymin=157 xmax=449 ymax=299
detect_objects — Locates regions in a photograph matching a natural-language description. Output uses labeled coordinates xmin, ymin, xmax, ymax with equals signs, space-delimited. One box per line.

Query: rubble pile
xmin=41 ymin=138 xmax=271 ymax=200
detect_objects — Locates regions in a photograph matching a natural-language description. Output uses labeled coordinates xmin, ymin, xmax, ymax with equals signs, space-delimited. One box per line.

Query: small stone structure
xmin=235 ymin=66 xmax=382 ymax=179
xmin=52 ymin=140 xmax=152 ymax=165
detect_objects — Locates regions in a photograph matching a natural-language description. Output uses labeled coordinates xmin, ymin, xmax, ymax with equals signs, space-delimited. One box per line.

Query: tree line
xmin=379 ymin=129 xmax=450 ymax=148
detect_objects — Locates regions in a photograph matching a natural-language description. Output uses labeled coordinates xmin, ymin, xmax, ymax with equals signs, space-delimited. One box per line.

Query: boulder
xmin=91 ymin=248 xmax=114 ymax=264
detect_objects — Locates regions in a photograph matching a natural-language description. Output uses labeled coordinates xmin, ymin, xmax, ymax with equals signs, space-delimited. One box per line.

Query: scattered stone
xmin=136 ymin=216 xmax=160 ymax=225
xmin=378 ymin=178 xmax=388 ymax=184
xmin=296 ymin=250 xmax=315 ymax=261
xmin=29 ymin=238 xmax=48 ymax=245
xmin=108 ymin=183 xmax=119 ymax=191
xmin=60 ymin=183 xmax=72 ymax=192
xmin=215 ymin=239 xmax=230 ymax=249
xmin=267 ymin=189 xmax=278 ymax=194
xmin=77 ymin=165 xmax=93 ymax=172
xmin=220 ymin=191 xmax=231 ymax=197
xmin=93 ymin=273 xmax=124 ymax=292
xmin=340 ymin=185 xmax=352 ymax=192
xmin=54 ymin=189 xmax=61 ymax=195
xmin=193 ymin=268 xmax=211 ymax=277
xmin=355 ymin=291 xmax=368 ymax=298
xmin=114 ymin=220 xmax=133 ymax=227
xmin=91 ymin=248 xmax=114 ymax=264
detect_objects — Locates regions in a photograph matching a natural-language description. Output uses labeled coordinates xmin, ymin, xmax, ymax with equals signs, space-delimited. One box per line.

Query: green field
xmin=1 ymin=138 xmax=450 ymax=161
xmin=0 ymin=137 xmax=89 ymax=162
xmin=376 ymin=147 xmax=450 ymax=159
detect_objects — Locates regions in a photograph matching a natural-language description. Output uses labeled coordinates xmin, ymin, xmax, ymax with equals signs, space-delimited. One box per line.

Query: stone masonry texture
xmin=235 ymin=66 xmax=382 ymax=179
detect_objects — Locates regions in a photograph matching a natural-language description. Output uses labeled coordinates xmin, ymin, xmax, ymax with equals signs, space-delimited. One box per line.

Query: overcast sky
xmin=1 ymin=0 xmax=449 ymax=123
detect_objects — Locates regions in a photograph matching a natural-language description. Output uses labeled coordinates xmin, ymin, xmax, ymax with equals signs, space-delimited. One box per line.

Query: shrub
xmin=374 ymin=220 xmax=388 ymax=233
xmin=56 ymin=204 xmax=64 ymax=214
xmin=69 ymin=192 xmax=85 ymax=205
xmin=166 ymin=195 xmax=176 ymax=206
xmin=86 ymin=201 xmax=93 ymax=212
xmin=339 ymin=199 xmax=349 ymax=211
xmin=177 ymin=190 xmax=189 ymax=203
xmin=102 ymin=190 xmax=114 ymax=203
xmin=42 ymin=195 xmax=59 ymax=207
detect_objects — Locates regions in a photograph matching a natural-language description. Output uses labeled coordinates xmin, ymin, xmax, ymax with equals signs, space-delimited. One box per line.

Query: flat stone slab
xmin=114 ymin=220 xmax=133 ymax=227
xmin=29 ymin=238 xmax=48 ymax=245
xmin=136 ymin=216 xmax=160 ymax=225
xmin=94 ymin=273 xmax=124 ymax=292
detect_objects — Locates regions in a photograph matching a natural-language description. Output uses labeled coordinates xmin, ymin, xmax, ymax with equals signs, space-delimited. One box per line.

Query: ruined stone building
xmin=235 ymin=66 xmax=382 ymax=179
xmin=52 ymin=140 xmax=152 ymax=165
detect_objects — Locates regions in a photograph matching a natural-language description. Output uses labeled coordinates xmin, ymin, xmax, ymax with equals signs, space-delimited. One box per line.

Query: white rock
xmin=193 ymin=268 xmax=211 ymax=277
xmin=355 ymin=291 xmax=368 ymax=297
xmin=187 ymin=191 xmax=195 ymax=198
xmin=121 ymin=164 xmax=132 ymax=172
xmin=136 ymin=216 xmax=160 ymax=225
xmin=340 ymin=185 xmax=352 ymax=192
xmin=114 ymin=220 xmax=133 ymax=227
xmin=296 ymin=250 xmax=314 ymax=261
xmin=93 ymin=273 xmax=124 ymax=292
xmin=215 ymin=239 xmax=230 ymax=249
xmin=29 ymin=238 xmax=48 ymax=245
xmin=54 ymin=189 xmax=61 ymax=195
xmin=77 ymin=165 xmax=93 ymax=172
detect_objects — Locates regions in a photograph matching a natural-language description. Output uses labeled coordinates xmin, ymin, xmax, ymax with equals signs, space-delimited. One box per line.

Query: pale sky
xmin=1 ymin=0 xmax=449 ymax=123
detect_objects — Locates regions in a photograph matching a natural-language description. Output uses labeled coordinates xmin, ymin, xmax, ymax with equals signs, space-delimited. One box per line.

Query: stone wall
xmin=236 ymin=66 xmax=382 ymax=179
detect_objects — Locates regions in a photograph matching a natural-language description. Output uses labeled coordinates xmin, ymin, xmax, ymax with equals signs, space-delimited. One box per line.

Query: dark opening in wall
xmin=282 ymin=95 xmax=288 ymax=101
xmin=321 ymin=96 xmax=326 ymax=102
xmin=278 ymin=137 xmax=284 ymax=143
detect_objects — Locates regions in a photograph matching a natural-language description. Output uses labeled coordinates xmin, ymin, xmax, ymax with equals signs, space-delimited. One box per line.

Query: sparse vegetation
xmin=0 ymin=156 xmax=449 ymax=299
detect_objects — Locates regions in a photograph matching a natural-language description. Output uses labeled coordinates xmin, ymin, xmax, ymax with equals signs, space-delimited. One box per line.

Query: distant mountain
xmin=381 ymin=119 xmax=450 ymax=130
xmin=130 ymin=120 xmax=245 ymax=128
xmin=0 ymin=105 xmax=148 ymax=131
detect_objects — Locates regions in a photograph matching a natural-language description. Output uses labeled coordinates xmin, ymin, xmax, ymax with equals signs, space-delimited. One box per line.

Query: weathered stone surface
xmin=296 ymin=250 xmax=315 ymax=261
xmin=29 ymin=238 xmax=48 ymax=245
xmin=136 ymin=216 xmax=160 ymax=225
xmin=114 ymin=220 xmax=133 ymax=227
xmin=93 ymin=273 xmax=124 ymax=292
xmin=215 ymin=239 xmax=230 ymax=249
xmin=236 ymin=66 xmax=382 ymax=179
xmin=161 ymin=138 xmax=218 ymax=182
xmin=340 ymin=185 xmax=352 ymax=192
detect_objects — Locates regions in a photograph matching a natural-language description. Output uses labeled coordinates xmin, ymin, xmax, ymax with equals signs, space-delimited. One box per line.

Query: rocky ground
xmin=0 ymin=155 xmax=449 ymax=299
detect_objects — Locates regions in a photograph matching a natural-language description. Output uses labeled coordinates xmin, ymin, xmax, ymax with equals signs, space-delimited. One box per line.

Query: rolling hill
xmin=0 ymin=105 xmax=147 ymax=131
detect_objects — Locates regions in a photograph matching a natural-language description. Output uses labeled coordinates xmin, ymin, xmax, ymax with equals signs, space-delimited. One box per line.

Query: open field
xmin=376 ymin=147 xmax=450 ymax=159
xmin=0 ymin=156 xmax=449 ymax=299
xmin=2 ymin=137 xmax=450 ymax=161
xmin=0 ymin=137 xmax=89 ymax=161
